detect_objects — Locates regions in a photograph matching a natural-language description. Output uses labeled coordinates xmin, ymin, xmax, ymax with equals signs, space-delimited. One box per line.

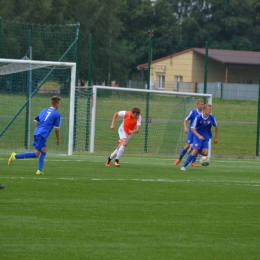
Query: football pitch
xmin=1 ymin=153 xmax=260 ymax=259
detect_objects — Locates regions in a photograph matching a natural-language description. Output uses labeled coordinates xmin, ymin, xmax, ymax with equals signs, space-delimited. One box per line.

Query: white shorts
xmin=118 ymin=125 xmax=131 ymax=141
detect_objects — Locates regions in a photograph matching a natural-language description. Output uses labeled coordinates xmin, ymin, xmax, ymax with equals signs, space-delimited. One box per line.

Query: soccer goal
xmin=90 ymin=86 xmax=212 ymax=156
xmin=0 ymin=58 xmax=76 ymax=155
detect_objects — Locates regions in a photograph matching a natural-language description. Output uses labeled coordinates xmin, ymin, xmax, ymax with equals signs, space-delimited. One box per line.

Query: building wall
xmin=193 ymin=53 xmax=259 ymax=84
xmin=150 ymin=51 xmax=194 ymax=92
xmin=149 ymin=51 xmax=259 ymax=92
xmin=190 ymin=52 xmax=204 ymax=83
xmin=226 ymin=67 xmax=259 ymax=84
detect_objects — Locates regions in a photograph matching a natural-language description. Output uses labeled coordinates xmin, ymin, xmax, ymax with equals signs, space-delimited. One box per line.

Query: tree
xmin=0 ymin=0 xmax=68 ymax=24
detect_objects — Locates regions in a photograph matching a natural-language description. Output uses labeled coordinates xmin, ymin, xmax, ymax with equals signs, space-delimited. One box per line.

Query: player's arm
xmin=129 ymin=116 xmax=141 ymax=134
xmin=191 ymin=128 xmax=204 ymax=140
xmin=184 ymin=111 xmax=192 ymax=133
xmin=53 ymin=115 xmax=61 ymax=145
xmin=34 ymin=115 xmax=40 ymax=126
xmin=213 ymin=126 xmax=218 ymax=144
xmin=55 ymin=128 xmax=60 ymax=145
xmin=191 ymin=118 xmax=204 ymax=140
xmin=183 ymin=119 xmax=189 ymax=133
xmin=110 ymin=112 xmax=119 ymax=130
xmin=130 ymin=125 xmax=141 ymax=134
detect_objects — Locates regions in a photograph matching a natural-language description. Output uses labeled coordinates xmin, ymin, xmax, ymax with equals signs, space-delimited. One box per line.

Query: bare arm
xmin=110 ymin=112 xmax=119 ymax=130
xmin=184 ymin=120 xmax=188 ymax=133
xmin=55 ymin=128 xmax=60 ymax=145
xmin=213 ymin=126 xmax=218 ymax=144
xmin=129 ymin=125 xmax=141 ymax=134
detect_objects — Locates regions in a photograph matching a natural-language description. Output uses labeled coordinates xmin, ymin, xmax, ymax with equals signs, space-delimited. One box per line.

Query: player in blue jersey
xmin=174 ymin=99 xmax=204 ymax=167
xmin=8 ymin=96 xmax=61 ymax=175
xmin=180 ymin=104 xmax=218 ymax=171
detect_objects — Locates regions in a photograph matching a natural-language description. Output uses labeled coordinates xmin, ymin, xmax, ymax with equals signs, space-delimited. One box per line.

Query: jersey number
xmin=44 ymin=112 xmax=51 ymax=121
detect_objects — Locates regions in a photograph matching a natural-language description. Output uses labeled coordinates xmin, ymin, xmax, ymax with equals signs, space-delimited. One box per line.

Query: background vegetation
xmin=1 ymin=0 xmax=260 ymax=84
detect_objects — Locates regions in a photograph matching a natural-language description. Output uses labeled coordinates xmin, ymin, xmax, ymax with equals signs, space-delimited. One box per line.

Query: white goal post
xmin=90 ymin=85 xmax=213 ymax=157
xmin=0 ymin=58 xmax=76 ymax=156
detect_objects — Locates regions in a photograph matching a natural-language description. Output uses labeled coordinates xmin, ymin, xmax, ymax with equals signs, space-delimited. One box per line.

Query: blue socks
xmin=183 ymin=154 xmax=195 ymax=167
xmin=38 ymin=152 xmax=46 ymax=171
xmin=191 ymin=153 xmax=198 ymax=163
xmin=179 ymin=148 xmax=187 ymax=160
xmin=16 ymin=152 xmax=37 ymax=159
xmin=15 ymin=151 xmax=46 ymax=172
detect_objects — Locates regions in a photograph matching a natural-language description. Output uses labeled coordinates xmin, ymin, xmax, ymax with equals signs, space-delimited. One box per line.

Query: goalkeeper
xmin=105 ymin=107 xmax=141 ymax=167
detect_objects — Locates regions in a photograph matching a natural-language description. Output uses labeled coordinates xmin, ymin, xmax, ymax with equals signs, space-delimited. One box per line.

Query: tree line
xmin=0 ymin=0 xmax=260 ymax=85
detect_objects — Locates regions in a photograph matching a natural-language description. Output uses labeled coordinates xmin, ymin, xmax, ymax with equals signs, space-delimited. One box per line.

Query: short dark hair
xmin=131 ymin=107 xmax=140 ymax=114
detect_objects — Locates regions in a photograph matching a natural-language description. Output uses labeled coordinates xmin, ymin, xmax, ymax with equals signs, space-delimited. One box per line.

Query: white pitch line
xmin=92 ymin=178 xmax=260 ymax=186
xmin=1 ymin=156 xmax=260 ymax=164
xmin=1 ymin=158 xmax=258 ymax=168
xmin=1 ymin=176 xmax=260 ymax=186
xmin=0 ymin=176 xmax=79 ymax=180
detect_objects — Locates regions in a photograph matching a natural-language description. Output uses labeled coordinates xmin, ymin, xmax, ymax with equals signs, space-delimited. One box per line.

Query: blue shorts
xmin=192 ymin=136 xmax=209 ymax=150
xmin=33 ymin=135 xmax=46 ymax=152
xmin=185 ymin=131 xmax=194 ymax=145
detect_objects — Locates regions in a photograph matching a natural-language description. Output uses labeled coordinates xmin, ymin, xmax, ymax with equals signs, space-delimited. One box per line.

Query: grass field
xmin=1 ymin=153 xmax=260 ymax=259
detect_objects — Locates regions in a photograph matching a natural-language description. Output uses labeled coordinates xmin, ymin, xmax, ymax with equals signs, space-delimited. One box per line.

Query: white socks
xmin=116 ymin=145 xmax=125 ymax=160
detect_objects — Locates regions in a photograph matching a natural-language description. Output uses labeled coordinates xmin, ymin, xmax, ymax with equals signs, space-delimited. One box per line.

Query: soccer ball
xmin=200 ymin=156 xmax=210 ymax=166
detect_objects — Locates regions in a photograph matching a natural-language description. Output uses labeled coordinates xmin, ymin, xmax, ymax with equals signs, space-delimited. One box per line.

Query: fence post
xmin=0 ymin=17 xmax=2 ymax=57
xmin=85 ymin=33 xmax=93 ymax=151
xmin=256 ymin=66 xmax=260 ymax=156
xmin=25 ymin=29 xmax=32 ymax=150
xmin=203 ymin=41 xmax=209 ymax=96
xmin=144 ymin=31 xmax=153 ymax=153
xmin=73 ymin=22 xmax=80 ymax=150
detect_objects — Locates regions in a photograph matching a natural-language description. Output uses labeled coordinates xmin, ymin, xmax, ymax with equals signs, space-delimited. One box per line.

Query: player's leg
xmin=181 ymin=136 xmax=201 ymax=170
xmin=114 ymin=137 xmax=129 ymax=167
xmin=174 ymin=131 xmax=192 ymax=166
xmin=190 ymin=153 xmax=199 ymax=166
xmin=106 ymin=145 xmax=119 ymax=166
xmin=200 ymin=139 xmax=209 ymax=156
xmin=187 ymin=145 xmax=193 ymax=155
xmin=32 ymin=136 xmax=46 ymax=175
xmin=106 ymin=127 xmax=124 ymax=166
xmin=8 ymin=136 xmax=40 ymax=166
xmin=189 ymin=134 xmax=198 ymax=166
xmin=186 ymin=140 xmax=208 ymax=169
xmin=36 ymin=146 xmax=46 ymax=175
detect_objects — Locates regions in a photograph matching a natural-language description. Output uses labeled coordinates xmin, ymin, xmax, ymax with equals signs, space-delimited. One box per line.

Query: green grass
xmin=1 ymin=153 xmax=260 ymax=259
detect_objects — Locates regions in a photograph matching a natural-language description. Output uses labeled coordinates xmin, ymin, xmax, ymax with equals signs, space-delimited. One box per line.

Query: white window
xmin=174 ymin=75 xmax=183 ymax=91
xmin=157 ymin=75 xmax=165 ymax=89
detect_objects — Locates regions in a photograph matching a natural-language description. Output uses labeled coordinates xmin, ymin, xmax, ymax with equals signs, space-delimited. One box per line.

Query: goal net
xmin=90 ymin=86 xmax=212 ymax=156
xmin=0 ymin=58 xmax=76 ymax=155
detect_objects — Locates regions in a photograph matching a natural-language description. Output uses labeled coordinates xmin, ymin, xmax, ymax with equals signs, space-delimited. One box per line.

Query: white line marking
xmin=1 ymin=176 xmax=259 ymax=186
